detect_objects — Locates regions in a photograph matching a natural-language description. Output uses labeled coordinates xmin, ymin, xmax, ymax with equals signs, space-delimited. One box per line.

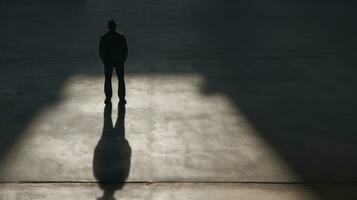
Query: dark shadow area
xmin=0 ymin=0 xmax=92 ymax=172
xmin=197 ymin=58 xmax=357 ymax=181
xmin=189 ymin=1 xmax=357 ymax=185
xmin=93 ymin=103 xmax=131 ymax=200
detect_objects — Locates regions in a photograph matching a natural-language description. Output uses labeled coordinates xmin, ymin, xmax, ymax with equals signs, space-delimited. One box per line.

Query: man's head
xmin=107 ymin=20 xmax=116 ymax=31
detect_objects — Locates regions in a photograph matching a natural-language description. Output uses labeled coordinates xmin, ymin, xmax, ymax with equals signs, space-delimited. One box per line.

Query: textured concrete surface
xmin=1 ymin=0 xmax=357 ymax=199
xmin=1 ymin=183 xmax=357 ymax=200
xmin=0 ymin=74 xmax=297 ymax=182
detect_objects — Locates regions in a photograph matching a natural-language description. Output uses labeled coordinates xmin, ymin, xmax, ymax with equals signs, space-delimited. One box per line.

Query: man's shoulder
xmin=100 ymin=34 xmax=108 ymax=40
xmin=115 ymin=32 xmax=126 ymax=39
xmin=101 ymin=32 xmax=125 ymax=39
xmin=101 ymin=32 xmax=111 ymax=38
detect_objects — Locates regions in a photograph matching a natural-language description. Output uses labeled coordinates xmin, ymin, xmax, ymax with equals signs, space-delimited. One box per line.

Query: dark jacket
xmin=99 ymin=31 xmax=128 ymax=64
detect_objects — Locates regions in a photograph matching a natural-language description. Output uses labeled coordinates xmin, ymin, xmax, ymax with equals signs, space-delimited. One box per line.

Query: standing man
xmin=99 ymin=20 xmax=128 ymax=105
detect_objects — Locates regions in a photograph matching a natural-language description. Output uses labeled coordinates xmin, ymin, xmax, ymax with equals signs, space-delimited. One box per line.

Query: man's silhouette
xmin=99 ymin=20 xmax=128 ymax=105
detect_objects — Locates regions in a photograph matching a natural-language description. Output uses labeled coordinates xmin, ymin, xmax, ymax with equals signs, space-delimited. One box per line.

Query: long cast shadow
xmin=93 ymin=103 xmax=131 ymax=200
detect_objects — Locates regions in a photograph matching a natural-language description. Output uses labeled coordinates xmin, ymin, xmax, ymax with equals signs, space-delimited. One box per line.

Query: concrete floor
xmin=1 ymin=183 xmax=357 ymax=200
xmin=1 ymin=0 xmax=357 ymax=199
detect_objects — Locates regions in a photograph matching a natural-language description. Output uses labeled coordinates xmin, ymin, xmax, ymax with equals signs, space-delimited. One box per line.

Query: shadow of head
xmin=93 ymin=103 xmax=131 ymax=200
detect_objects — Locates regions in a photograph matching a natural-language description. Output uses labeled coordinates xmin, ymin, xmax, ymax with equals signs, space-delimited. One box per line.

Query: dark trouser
xmin=104 ymin=63 xmax=126 ymax=100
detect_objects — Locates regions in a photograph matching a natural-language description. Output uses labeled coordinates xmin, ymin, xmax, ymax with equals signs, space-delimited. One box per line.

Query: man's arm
xmin=123 ymin=37 xmax=128 ymax=61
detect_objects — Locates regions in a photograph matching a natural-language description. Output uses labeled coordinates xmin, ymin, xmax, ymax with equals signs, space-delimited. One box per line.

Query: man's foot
xmin=119 ymin=99 xmax=127 ymax=105
xmin=104 ymin=98 xmax=111 ymax=105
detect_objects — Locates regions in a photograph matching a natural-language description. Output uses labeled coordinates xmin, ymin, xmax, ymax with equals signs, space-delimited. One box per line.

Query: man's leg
xmin=115 ymin=64 xmax=126 ymax=103
xmin=104 ymin=63 xmax=114 ymax=103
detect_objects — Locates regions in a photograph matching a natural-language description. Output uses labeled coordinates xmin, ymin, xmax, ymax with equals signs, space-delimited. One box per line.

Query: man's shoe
xmin=104 ymin=98 xmax=111 ymax=105
xmin=119 ymin=99 xmax=127 ymax=105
